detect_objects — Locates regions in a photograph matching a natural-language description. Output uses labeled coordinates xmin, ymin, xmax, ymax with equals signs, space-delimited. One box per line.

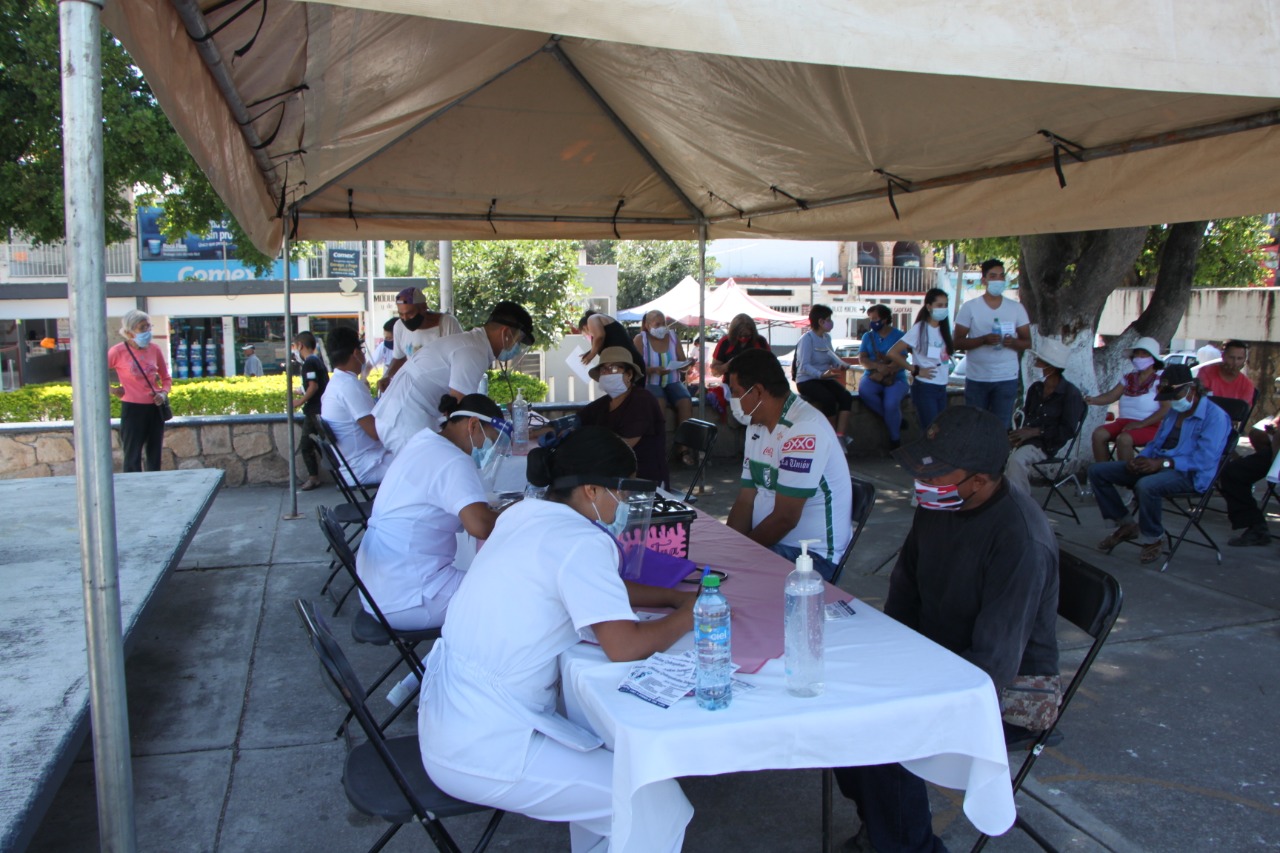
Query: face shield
xmin=552 ymin=475 xmax=657 ymax=581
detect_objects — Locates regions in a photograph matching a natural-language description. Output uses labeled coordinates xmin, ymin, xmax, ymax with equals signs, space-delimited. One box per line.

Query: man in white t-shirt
xmin=321 ymin=327 xmax=393 ymax=485
xmin=724 ymin=349 xmax=852 ymax=580
xmin=1195 ymin=341 xmax=1222 ymax=364
xmin=377 ymin=287 xmax=464 ymax=392
xmin=953 ymin=259 xmax=1032 ymax=428
xmin=372 ymin=301 xmax=535 ymax=455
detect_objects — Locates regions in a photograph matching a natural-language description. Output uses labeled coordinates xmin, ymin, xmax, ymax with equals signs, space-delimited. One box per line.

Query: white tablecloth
xmin=560 ymin=602 xmax=1015 ymax=852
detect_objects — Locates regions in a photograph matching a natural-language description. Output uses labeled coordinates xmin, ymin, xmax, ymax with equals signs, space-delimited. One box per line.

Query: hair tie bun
xmin=438 ymin=395 xmax=460 ymax=416
xmin=526 ymin=446 xmax=555 ymax=488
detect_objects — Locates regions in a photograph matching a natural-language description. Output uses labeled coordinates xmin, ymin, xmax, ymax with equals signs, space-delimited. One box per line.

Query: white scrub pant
xmin=378 ymin=569 xmax=464 ymax=631
xmin=424 ymin=734 xmax=689 ymax=853
xmin=1006 ymin=444 xmax=1048 ymax=495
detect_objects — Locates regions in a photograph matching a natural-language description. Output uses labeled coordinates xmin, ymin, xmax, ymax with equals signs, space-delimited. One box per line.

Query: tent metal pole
xmin=365 ymin=240 xmax=376 ymax=354
xmin=697 ymin=223 xmax=707 ymax=421
xmin=439 ymin=241 xmax=454 ymax=314
xmin=283 ymin=225 xmax=300 ymax=519
xmin=59 ymin=1 xmax=139 ymax=850
xmin=294 ymin=211 xmax=700 ymax=227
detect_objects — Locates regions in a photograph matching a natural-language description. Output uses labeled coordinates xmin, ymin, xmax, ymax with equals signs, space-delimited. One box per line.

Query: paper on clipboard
xmin=567 ymin=345 xmax=597 ymax=388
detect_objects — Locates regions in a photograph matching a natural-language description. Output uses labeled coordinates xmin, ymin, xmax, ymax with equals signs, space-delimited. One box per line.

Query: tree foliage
xmin=384 ymin=241 xmax=440 ymax=279
xmin=450 ymin=241 xmax=587 ymax=350
xmin=1135 ymin=217 xmax=1271 ymax=288
xmin=589 ymin=240 xmax=718 ymax=310
xmin=0 ymin=0 xmax=190 ymax=245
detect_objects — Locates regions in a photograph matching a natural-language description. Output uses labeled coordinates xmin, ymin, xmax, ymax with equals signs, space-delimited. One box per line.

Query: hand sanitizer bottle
xmin=785 ymin=539 xmax=825 ymax=697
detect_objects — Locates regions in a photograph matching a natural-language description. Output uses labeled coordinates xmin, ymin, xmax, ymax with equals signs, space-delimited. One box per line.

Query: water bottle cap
xmin=701 ymin=576 xmax=721 ymax=589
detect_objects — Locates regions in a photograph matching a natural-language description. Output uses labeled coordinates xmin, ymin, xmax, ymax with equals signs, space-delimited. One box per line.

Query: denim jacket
xmin=1138 ymin=396 xmax=1233 ymax=493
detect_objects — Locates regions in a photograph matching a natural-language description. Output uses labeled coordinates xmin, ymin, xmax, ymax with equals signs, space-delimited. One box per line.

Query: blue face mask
xmin=470 ymin=426 xmax=497 ymax=469
xmin=133 ymin=330 xmax=153 ymax=347
xmin=382 ymin=339 xmax=393 ymax=351
xmin=498 ymin=338 xmax=527 ymax=362
xmin=931 ymin=307 xmax=949 ymax=322
xmin=868 ymin=320 xmax=884 ymax=332
xmin=594 ymin=489 xmax=630 ymax=539
xmin=987 ymin=279 xmax=1007 ymax=297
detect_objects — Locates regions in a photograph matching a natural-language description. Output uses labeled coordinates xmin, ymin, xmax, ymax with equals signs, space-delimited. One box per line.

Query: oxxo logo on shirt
xmin=781 ymin=434 xmax=816 ymax=453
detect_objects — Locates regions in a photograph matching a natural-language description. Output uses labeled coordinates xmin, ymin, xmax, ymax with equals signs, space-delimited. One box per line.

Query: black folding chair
xmin=294 ymin=599 xmax=504 ymax=853
xmin=312 ymin=433 xmax=375 ymax=607
xmin=318 ymin=416 xmax=380 ymax=503
xmin=318 ymin=506 xmax=440 ymax=733
xmin=673 ymin=417 xmax=718 ymax=503
xmin=1154 ymin=396 xmax=1251 ymax=573
xmin=828 ymin=476 xmax=877 ymax=585
xmin=1030 ymin=410 xmax=1088 ymax=525
xmin=1261 ymin=481 xmax=1278 ymax=518
xmin=970 ymin=550 xmax=1123 ymax=852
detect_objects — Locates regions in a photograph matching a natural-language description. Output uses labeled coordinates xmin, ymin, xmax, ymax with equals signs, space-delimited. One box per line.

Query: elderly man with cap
xmin=377 ymin=286 xmax=463 ymax=393
xmin=1005 ymin=337 xmax=1085 ymax=495
xmin=1089 ymin=364 xmax=1233 ymax=564
xmin=579 ymin=346 xmax=669 ymax=487
xmin=373 ymin=301 xmax=535 ymax=456
xmin=831 ymin=406 xmax=1059 ymax=853
xmin=241 ymin=344 xmax=263 ymax=377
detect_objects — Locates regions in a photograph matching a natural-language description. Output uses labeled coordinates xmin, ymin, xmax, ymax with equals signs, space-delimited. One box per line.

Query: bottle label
xmin=697 ymin=621 xmax=729 ymax=644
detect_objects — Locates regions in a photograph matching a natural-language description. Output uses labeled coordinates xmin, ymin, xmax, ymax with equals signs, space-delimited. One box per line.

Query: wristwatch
xmin=1161 ymin=459 xmax=1172 ymax=469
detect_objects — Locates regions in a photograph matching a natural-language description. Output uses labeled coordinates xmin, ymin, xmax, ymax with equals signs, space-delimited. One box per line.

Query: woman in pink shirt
xmin=108 ymin=310 xmax=172 ymax=472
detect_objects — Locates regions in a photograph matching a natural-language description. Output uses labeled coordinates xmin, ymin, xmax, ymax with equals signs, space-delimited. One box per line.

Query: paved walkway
xmin=23 ymin=456 xmax=1280 ymax=852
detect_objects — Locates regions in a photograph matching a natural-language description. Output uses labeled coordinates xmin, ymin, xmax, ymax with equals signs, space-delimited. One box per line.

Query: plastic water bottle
xmin=512 ymin=389 xmax=529 ymax=452
xmin=785 ymin=539 xmax=825 ymax=697
xmin=992 ymin=319 xmax=1004 ymax=349
xmin=694 ymin=576 xmax=732 ymax=710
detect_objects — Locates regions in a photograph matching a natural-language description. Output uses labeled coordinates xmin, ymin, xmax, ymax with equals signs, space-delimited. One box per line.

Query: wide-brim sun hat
xmin=1030 ymin=337 xmax=1071 ymax=370
xmin=588 ymin=346 xmax=639 ymax=382
xmin=1127 ymin=336 xmax=1164 ymax=365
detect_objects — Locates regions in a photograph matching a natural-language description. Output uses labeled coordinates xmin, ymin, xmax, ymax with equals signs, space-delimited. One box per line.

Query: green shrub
xmin=484 ymin=370 xmax=548 ymax=405
xmin=0 ymin=369 xmax=544 ymax=422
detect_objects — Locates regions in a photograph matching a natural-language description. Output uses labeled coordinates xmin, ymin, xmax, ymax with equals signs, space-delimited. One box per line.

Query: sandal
xmin=1139 ymin=541 xmax=1164 ymax=564
xmin=1097 ymin=523 xmax=1138 ymax=552
xmin=681 ymin=450 xmax=698 ymax=467
xmin=299 ymin=479 xmax=322 ymax=492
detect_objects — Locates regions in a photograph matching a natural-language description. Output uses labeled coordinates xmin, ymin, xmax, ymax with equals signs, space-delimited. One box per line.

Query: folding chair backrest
xmin=294 ymin=598 xmax=432 ymax=819
xmin=673 ymin=418 xmax=718 ymax=501
xmin=1207 ymin=395 xmax=1252 ymax=445
xmin=313 ymin=433 xmax=372 ymax=514
xmin=316 ymin=505 xmax=425 ymax=672
xmin=830 ymin=477 xmax=877 ymax=585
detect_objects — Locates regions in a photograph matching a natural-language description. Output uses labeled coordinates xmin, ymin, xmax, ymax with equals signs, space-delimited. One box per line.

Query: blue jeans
xmin=833 ymin=763 xmax=948 ymax=853
xmin=646 ymin=381 xmax=692 ymax=406
xmin=964 ymin=378 xmax=1020 ymax=429
xmin=910 ymin=381 xmax=948 ymax=431
xmin=769 ymin=543 xmax=839 ymax=582
xmin=858 ymin=377 xmax=910 ymax=441
xmin=1088 ymin=461 xmax=1198 ymax=543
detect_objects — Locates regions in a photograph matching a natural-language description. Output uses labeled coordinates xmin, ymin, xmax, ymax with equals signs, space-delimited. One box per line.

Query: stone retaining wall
xmin=0 ymin=416 xmax=297 ymax=486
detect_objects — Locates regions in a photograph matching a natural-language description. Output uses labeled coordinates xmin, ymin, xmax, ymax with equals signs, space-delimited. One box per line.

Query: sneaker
xmin=1077 ymin=485 xmax=1094 ymax=498
xmin=1228 ymin=524 xmax=1271 ymax=547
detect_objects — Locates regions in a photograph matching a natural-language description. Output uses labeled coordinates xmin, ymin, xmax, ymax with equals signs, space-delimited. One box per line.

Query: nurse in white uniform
xmin=420 ymin=426 xmax=696 ymax=853
xmin=356 ymin=393 xmax=506 ymax=631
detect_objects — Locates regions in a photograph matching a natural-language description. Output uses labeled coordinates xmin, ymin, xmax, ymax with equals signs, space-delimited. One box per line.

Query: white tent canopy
xmin=616 ymin=275 xmax=704 ymax=322
xmin=105 ymin=2 xmax=1280 ymax=257
xmin=695 ymin=279 xmax=803 ymax=328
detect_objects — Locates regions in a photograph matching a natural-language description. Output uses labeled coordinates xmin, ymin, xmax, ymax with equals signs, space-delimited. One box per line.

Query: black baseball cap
xmin=894 ymin=406 xmax=1010 ymax=478
xmin=1155 ymin=364 xmax=1195 ymax=400
xmin=488 ymin=301 xmax=536 ymax=345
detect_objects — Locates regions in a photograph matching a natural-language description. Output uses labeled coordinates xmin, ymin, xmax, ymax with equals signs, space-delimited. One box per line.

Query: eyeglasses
xmin=598 ymin=364 xmax=630 ymax=375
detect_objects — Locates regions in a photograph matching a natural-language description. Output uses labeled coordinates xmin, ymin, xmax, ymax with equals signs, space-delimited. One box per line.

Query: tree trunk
xmin=406 ymin=240 xmax=416 ymax=277
xmin=1019 ymin=222 xmax=1207 ymax=463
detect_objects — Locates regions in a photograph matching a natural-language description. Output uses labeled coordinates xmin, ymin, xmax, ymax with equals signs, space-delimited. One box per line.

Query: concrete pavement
xmin=23 ymin=455 xmax=1280 ymax=852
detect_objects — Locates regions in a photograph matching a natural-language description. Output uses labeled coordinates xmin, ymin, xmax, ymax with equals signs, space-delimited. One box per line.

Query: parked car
xmin=1163 ymin=351 xmax=1199 ymax=369
xmin=947 ymin=353 xmax=967 ymax=387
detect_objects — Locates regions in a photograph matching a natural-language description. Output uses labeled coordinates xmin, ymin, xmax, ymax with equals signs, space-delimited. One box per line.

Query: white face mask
xmin=729 ymin=387 xmax=761 ymax=426
xmin=1130 ymin=356 xmax=1155 ymax=372
xmin=649 ymin=325 xmax=668 ymax=339
xmin=600 ymin=373 xmax=630 ymax=398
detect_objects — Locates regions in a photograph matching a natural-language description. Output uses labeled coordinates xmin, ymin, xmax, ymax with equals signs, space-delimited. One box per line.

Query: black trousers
xmin=1220 ymin=448 xmax=1274 ymax=530
xmin=797 ymin=378 xmax=853 ymax=418
xmin=299 ymin=412 xmax=323 ymax=478
xmin=120 ymin=401 xmax=165 ymax=472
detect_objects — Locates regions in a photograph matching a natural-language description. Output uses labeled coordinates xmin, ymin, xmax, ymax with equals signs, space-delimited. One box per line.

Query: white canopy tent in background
xmin=616 ymin=275 xmax=704 ymax=322
xmin=619 ymin=276 xmax=803 ymax=329
xmin=104 ymin=1 xmax=1280 ymax=256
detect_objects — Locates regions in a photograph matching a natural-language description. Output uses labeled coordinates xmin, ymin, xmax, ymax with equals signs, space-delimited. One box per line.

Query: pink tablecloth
xmin=685 ymin=510 xmax=849 ymax=673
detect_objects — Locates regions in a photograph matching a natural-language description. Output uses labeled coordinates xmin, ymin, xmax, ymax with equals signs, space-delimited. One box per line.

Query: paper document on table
xmin=566 ymin=345 xmax=597 ymax=389
xmin=825 ymin=600 xmax=856 ymax=620
xmin=617 ymin=649 xmax=748 ymax=709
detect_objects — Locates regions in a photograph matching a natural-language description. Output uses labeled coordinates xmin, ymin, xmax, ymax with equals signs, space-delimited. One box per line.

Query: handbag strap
xmin=124 ymin=343 xmax=162 ymax=398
